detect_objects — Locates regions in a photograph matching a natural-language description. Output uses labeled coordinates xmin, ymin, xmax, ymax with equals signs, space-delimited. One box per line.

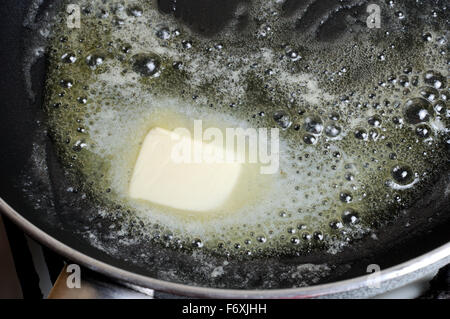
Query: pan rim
xmin=1 ymin=196 xmax=449 ymax=298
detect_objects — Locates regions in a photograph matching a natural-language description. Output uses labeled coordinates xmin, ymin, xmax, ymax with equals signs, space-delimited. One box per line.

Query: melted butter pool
xmin=43 ymin=0 xmax=449 ymax=257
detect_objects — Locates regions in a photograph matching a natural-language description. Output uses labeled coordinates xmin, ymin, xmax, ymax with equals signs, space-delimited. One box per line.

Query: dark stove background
xmin=1 ymin=212 xmax=449 ymax=298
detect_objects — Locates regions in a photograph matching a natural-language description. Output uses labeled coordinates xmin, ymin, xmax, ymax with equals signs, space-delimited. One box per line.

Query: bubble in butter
xmin=129 ymin=127 xmax=242 ymax=212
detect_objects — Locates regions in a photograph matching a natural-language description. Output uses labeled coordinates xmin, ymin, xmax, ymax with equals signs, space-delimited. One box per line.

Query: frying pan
xmin=0 ymin=0 xmax=449 ymax=298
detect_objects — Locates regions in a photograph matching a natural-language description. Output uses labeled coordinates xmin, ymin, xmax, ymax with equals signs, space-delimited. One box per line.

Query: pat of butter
xmin=129 ymin=127 xmax=242 ymax=212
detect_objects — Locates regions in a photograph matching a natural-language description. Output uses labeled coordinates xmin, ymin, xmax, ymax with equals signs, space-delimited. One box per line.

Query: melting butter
xmin=129 ymin=127 xmax=243 ymax=212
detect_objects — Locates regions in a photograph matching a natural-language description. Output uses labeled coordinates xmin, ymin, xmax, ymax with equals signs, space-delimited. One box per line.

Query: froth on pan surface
xmin=18 ymin=0 xmax=449 ymax=289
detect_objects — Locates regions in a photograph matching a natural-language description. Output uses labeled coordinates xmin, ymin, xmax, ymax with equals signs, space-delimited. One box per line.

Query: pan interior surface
xmin=4 ymin=0 xmax=449 ymax=290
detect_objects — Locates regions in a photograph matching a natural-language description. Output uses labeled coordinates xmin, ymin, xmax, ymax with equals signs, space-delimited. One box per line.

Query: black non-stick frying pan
xmin=0 ymin=0 xmax=449 ymax=298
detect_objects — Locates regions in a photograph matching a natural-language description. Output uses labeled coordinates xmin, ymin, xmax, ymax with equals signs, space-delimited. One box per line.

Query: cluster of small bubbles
xmin=330 ymin=220 xmax=344 ymax=230
xmin=391 ymin=165 xmax=414 ymax=185
xmin=286 ymin=227 xmax=295 ymax=234
xmin=304 ymin=116 xmax=323 ymax=135
xmin=434 ymin=100 xmax=446 ymax=115
xmin=266 ymin=68 xmax=276 ymax=76
xmin=395 ymin=11 xmax=405 ymax=19
xmin=272 ymin=111 xmax=292 ymax=129
xmin=172 ymin=61 xmax=183 ymax=70
xmin=420 ymin=87 xmax=439 ymax=102
xmin=354 ymin=128 xmax=368 ymax=140
xmin=286 ymin=50 xmax=301 ymax=61
xmin=113 ymin=17 xmax=125 ymax=26
xmin=389 ymin=152 xmax=397 ymax=160
xmin=368 ymin=115 xmax=382 ymax=127
xmin=256 ymin=25 xmax=272 ymax=38
xmin=424 ymin=70 xmax=447 ymax=89
xmin=163 ymin=232 xmax=173 ymax=241
xmin=131 ymin=54 xmax=160 ymax=77
xmin=339 ymin=192 xmax=353 ymax=203
xmin=415 ymin=124 xmax=431 ymax=138
xmin=86 ymin=54 xmax=105 ymax=69
xmin=342 ymin=209 xmax=359 ymax=225
xmin=256 ymin=235 xmax=267 ymax=243
xmin=313 ymin=232 xmax=324 ymax=241
xmin=126 ymin=5 xmax=143 ymax=17
xmin=324 ymin=124 xmax=341 ymax=138
xmin=392 ymin=116 xmax=404 ymax=126
xmin=192 ymin=238 xmax=203 ymax=248
xmin=298 ymin=231 xmax=309 ymax=241
xmin=329 ymin=113 xmax=340 ymax=121
xmin=403 ymin=66 xmax=413 ymax=74
xmin=60 ymin=79 xmax=73 ymax=88
xmin=369 ymin=129 xmax=379 ymax=141
xmin=403 ymin=98 xmax=432 ymax=124
xmin=279 ymin=211 xmax=287 ymax=218
xmin=303 ymin=134 xmax=317 ymax=145
xmin=423 ymin=32 xmax=433 ymax=42
xmin=120 ymin=43 xmax=132 ymax=54
xmin=61 ymin=52 xmax=76 ymax=63
xmin=181 ymin=40 xmax=192 ymax=49
xmin=338 ymin=67 xmax=347 ymax=76
xmin=72 ymin=140 xmax=87 ymax=152
xmin=399 ymin=75 xmax=410 ymax=87
xmin=77 ymin=97 xmax=87 ymax=104
xmin=156 ymin=27 xmax=171 ymax=40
